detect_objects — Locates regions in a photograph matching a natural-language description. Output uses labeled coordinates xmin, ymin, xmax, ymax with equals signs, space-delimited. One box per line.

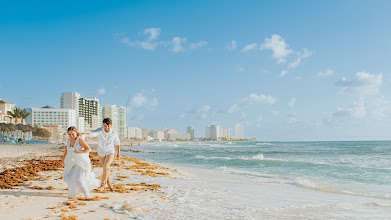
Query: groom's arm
xmin=115 ymin=133 xmax=121 ymax=160
xmin=84 ymin=128 xmax=100 ymax=139
xmin=116 ymin=145 xmax=120 ymax=160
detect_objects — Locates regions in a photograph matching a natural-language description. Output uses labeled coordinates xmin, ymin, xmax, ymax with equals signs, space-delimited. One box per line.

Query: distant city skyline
xmin=1 ymin=1 xmax=391 ymax=141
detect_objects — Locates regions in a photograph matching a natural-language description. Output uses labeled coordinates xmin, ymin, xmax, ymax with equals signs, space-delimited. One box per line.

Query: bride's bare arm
xmin=61 ymin=148 xmax=67 ymax=167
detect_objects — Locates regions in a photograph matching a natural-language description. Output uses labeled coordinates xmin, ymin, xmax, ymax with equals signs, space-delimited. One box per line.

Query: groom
xmin=84 ymin=118 xmax=120 ymax=191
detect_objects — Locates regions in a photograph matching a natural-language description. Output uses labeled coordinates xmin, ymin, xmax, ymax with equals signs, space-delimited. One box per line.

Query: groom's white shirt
xmin=90 ymin=127 xmax=120 ymax=157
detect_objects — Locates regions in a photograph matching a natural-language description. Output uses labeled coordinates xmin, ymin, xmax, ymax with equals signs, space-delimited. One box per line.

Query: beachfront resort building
xmin=152 ymin=130 xmax=165 ymax=141
xmin=164 ymin=129 xmax=177 ymax=139
xmin=186 ymin=126 xmax=195 ymax=140
xmin=0 ymin=99 xmax=15 ymax=123
xmin=167 ymin=133 xmax=190 ymax=141
xmin=125 ymin=126 xmax=142 ymax=139
xmin=235 ymin=123 xmax=244 ymax=139
xmin=26 ymin=106 xmax=77 ymax=132
xmin=221 ymin=128 xmax=231 ymax=140
xmin=79 ymin=97 xmax=101 ymax=133
xmin=61 ymin=92 xmax=102 ymax=133
xmin=142 ymin=128 xmax=149 ymax=140
xmin=102 ymin=105 xmax=127 ymax=139
xmin=205 ymin=126 xmax=210 ymax=139
xmin=206 ymin=125 xmax=221 ymax=140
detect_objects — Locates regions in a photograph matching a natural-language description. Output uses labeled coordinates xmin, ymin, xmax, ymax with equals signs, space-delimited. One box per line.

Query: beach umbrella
xmin=16 ymin=124 xmax=25 ymax=131
xmin=25 ymin=124 xmax=34 ymax=132
xmin=6 ymin=123 xmax=17 ymax=131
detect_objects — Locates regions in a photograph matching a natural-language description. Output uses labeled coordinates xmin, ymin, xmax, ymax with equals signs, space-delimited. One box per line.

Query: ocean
xmin=120 ymin=141 xmax=391 ymax=219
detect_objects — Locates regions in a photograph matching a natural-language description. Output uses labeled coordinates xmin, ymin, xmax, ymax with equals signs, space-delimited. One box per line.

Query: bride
xmin=61 ymin=126 xmax=99 ymax=198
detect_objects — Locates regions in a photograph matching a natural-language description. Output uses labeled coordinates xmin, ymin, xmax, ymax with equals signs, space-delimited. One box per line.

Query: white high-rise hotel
xmin=205 ymin=125 xmax=221 ymax=140
xmin=26 ymin=106 xmax=77 ymax=131
xmin=61 ymin=92 xmax=102 ymax=133
xmin=235 ymin=123 xmax=244 ymax=139
xmin=186 ymin=126 xmax=195 ymax=140
xmin=103 ymin=105 xmax=127 ymax=139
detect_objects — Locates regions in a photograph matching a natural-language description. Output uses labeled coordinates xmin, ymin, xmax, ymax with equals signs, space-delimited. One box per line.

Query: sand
xmin=0 ymin=143 xmax=182 ymax=220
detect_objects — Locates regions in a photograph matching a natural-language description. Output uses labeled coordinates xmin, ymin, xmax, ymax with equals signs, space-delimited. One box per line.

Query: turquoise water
xmin=121 ymin=141 xmax=391 ymax=219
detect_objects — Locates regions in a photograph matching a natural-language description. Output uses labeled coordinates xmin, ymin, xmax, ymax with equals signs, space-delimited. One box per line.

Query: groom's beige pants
xmin=99 ymin=153 xmax=115 ymax=187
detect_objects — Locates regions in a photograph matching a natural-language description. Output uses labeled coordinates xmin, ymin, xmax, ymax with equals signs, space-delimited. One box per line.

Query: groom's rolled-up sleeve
xmin=90 ymin=128 xmax=101 ymax=138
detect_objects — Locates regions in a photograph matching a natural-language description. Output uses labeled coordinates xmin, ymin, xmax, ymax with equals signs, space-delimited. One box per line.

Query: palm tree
xmin=7 ymin=107 xmax=31 ymax=124
xmin=8 ymin=107 xmax=22 ymax=124
xmin=20 ymin=109 xmax=31 ymax=125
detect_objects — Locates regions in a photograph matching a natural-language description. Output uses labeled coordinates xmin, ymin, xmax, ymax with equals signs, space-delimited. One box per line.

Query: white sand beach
xmin=0 ymin=143 xmax=183 ymax=220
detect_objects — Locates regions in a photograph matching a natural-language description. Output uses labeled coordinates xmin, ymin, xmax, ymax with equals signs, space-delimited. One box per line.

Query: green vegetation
xmin=7 ymin=107 xmax=31 ymax=124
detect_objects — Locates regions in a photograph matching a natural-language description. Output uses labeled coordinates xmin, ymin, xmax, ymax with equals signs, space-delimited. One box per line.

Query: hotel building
xmin=235 ymin=123 xmax=244 ymax=139
xmin=186 ymin=126 xmax=195 ymax=140
xmin=206 ymin=125 xmax=221 ymax=140
xmin=167 ymin=133 xmax=190 ymax=141
xmin=61 ymin=92 xmax=101 ymax=133
xmin=164 ymin=129 xmax=177 ymax=139
xmin=0 ymin=99 xmax=15 ymax=123
xmin=26 ymin=106 xmax=76 ymax=132
xmin=221 ymin=128 xmax=231 ymax=140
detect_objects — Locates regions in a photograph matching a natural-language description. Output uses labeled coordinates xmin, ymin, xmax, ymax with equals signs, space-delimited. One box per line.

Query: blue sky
xmin=1 ymin=0 xmax=391 ymax=141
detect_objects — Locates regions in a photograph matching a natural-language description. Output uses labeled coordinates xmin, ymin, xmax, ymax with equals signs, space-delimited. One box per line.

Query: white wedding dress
xmin=64 ymin=136 xmax=100 ymax=198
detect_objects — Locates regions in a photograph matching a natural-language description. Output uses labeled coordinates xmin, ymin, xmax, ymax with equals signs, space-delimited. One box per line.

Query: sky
xmin=1 ymin=0 xmax=391 ymax=141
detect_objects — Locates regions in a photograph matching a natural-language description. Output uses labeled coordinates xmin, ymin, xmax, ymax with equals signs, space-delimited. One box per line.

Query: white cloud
xmin=317 ymin=69 xmax=334 ymax=77
xmin=336 ymin=71 xmax=383 ymax=95
xmin=171 ymin=37 xmax=186 ymax=53
xmin=288 ymin=49 xmax=312 ymax=69
xmin=144 ymin=28 xmax=161 ymax=40
xmin=241 ymin=43 xmax=258 ymax=52
xmin=242 ymin=94 xmax=277 ymax=105
xmin=139 ymin=41 xmax=159 ymax=50
xmin=118 ymin=28 xmax=206 ymax=52
xmin=280 ymin=48 xmax=312 ymax=77
xmin=129 ymin=92 xmax=147 ymax=108
xmin=127 ymin=89 xmax=158 ymax=112
xmin=227 ymin=94 xmax=276 ymax=114
xmin=180 ymin=104 xmax=213 ymax=120
xmin=149 ymin=97 xmax=158 ymax=110
xmin=97 ymin=88 xmax=106 ymax=95
xmin=119 ymin=28 xmax=161 ymax=51
xmin=227 ymin=104 xmax=239 ymax=114
xmin=189 ymin=40 xmax=208 ymax=49
xmin=257 ymin=115 xmax=263 ymax=121
xmin=226 ymin=40 xmax=237 ymax=50
xmin=288 ymin=98 xmax=296 ymax=108
xmin=280 ymin=70 xmax=288 ymax=77
xmin=330 ymin=97 xmax=366 ymax=120
xmin=261 ymin=34 xmax=293 ymax=64
xmin=199 ymin=105 xmax=211 ymax=119
xmin=272 ymin=110 xmax=280 ymax=116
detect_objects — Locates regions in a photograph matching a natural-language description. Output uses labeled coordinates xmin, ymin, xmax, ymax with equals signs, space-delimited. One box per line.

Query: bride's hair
xmin=67 ymin=126 xmax=81 ymax=136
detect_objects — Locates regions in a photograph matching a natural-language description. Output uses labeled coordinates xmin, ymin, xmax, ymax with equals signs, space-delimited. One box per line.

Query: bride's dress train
xmin=64 ymin=137 xmax=99 ymax=198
